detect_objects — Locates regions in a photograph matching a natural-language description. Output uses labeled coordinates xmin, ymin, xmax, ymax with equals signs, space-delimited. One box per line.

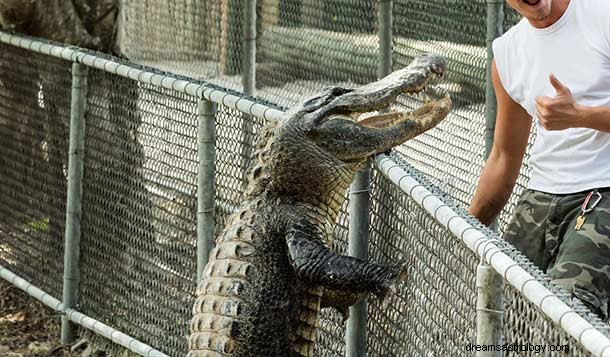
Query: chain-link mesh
xmin=0 ymin=43 xmax=71 ymax=299
xmin=118 ymin=1 xmax=222 ymax=78
xmin=256 ymin=0 xmax=379 ymax=106
xmin=115 ymin=1 xmax=523 ymax=110
xmin=117 ymin=0 xmax=245 ymax=93
xmin=114 ymin=0 xmax=535 ymax=233
xmin=388 ymin=2 xmax=535 ymax=235
xmin=77 ymin=69 xmax=199 ymax=356
xmin=215 ymin=107 xmax=266 ymax=225
xmin=367 ymin=168 xmax=478 ymax=355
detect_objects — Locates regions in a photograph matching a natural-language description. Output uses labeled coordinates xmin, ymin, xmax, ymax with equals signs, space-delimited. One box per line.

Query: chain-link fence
xmin=375 ymin=155 xmax=610 ymax=356
xmin=2 ymin=1 xmax=610 ymax=355
xmin=78 ymin=70 xmax=198 ymax=353
xmin=0 ymin=44 xmax=71 ymax=300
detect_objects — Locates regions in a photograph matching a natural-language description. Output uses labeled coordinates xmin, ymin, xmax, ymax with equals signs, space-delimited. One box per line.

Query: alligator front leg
xmin=286 ymin=220 xmax=407 ymax=301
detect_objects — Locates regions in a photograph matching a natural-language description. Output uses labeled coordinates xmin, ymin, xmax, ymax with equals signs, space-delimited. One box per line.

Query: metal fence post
xmin=197 ymin=99 xmax=217 ymax=282
xmin=378 ymin=0 xmax=393 ymax=79
xmin=346 ymin=159 xmax=372 ymax=357
xmin=346 ymin=2 xmax=393 ymax=354
xmin=243 ymin=0 xmax=257 ymax=97
xmin=485 ymin=0 xmax=504 ymax=231
xmin=484 ymin=0 xmax=504 ymax=159
xmin=61 ymin=62 xmax=89 ymax=344
xmin=476 ymin=263 xmax=504 ymax=357
xmin=240 ymin=0 xmax=257 ymax=186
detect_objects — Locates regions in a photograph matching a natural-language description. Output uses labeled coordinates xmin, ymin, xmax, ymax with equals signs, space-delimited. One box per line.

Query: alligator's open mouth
xmin=324 ymin=53 xmax=451 ymax=131
xmin=309 ymin=54 xmax=452 ymax=162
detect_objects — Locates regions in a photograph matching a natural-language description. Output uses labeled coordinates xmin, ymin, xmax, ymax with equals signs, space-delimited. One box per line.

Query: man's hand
xmin=535 ymin=74 xmax=584 ymax=130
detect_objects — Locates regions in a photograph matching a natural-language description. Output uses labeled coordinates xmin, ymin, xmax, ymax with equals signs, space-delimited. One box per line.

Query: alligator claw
xmin=373 ymin=261 xmax=409 ymax=301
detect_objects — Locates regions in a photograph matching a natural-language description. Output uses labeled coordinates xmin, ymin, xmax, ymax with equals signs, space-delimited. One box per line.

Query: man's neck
xmin=528 ymin=0 xmax=570 ymax=29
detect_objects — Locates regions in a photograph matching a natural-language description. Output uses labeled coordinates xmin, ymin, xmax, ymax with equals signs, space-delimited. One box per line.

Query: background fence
xmin=1 ymin=0 xmax=610 ymax=356
xmin=117 ymin=0 xmax=528 ymax=232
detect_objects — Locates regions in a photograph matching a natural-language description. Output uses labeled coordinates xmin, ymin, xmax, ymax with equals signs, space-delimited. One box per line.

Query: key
xmin=575 ymin=215 xmax=586 ymax=230
xmin=574 ymin=190 xmax=603 ymax=231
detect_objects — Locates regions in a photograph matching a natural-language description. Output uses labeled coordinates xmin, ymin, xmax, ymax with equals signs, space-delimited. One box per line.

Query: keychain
xmin=575 ymin=190 xmax=603 ymax=231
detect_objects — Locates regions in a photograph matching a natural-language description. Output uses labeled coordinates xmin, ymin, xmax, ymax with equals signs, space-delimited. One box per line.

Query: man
xmin=470 ymin=0 xmax=610 ymax=320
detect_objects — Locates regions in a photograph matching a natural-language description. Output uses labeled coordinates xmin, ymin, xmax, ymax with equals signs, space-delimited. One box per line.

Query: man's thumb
xmin=549 ymin=73 xmax=569 ymax=94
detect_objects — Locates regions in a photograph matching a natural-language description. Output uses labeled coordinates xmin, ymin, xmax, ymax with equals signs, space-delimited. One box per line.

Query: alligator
xmin=188 ymin=54 xmax=452 ymax=357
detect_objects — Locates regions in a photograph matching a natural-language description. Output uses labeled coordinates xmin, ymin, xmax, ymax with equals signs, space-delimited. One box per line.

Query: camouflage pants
xmin=504 ymin=188 xmax=610 ymax=320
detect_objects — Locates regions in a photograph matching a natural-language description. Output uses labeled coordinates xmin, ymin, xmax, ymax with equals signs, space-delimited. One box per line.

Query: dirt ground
xmin=0 ymin=278 xmax=99 ymax=357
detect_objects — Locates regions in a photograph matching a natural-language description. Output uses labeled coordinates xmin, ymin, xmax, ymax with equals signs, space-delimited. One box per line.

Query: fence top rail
xmin=0 ymin=31 xmax=284 ymax=122
xmin=375 ymin=155 xmax=610 ymax=357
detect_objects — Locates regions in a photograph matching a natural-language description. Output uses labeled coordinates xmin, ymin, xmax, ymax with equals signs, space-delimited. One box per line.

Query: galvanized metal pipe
xmin=240 ymin=0 xmax=258 ymax=185
xmin=346 ymin=1 xmax=393 ymax=353
xmin=197 ymin=100 xmax=217 ymax=282
xmin=61 ymin=62 xmax=88 ymax=344
xmin=484 ymin=0 xmax=504 ymax=159
xmin=243 ymin=0 xmax=257 ymax=97
xmin=346 ymin=159 xmax=372 ymax=357
xmin=0 ymin=265 xmax=168 ymax=357
xmin=378 ymin=0 xmax=393 ymax=79
xmin=0 ymin=31 xmax=284 ymax=122
xmin=476 ymin=264 xmax=504 ymax=357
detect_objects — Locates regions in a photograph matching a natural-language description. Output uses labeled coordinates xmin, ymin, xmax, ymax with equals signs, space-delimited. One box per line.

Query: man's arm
xmin=469 ymin=59 xmax=532 ymax=226
xmin=578 ymin=106 xmax=610 ymax=132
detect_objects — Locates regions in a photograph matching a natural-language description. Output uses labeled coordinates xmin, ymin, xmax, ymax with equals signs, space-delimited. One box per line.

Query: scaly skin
xmin=188 ymin=54 xmax=452 ymax=357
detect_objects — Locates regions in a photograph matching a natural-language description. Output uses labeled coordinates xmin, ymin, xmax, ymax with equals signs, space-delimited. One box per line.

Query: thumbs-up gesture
xmin=535 ymin=74 xmax=583 ymax=130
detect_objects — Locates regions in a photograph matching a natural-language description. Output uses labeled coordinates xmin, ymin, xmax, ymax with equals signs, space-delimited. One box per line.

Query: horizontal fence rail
xmin=0 ymin=32 xmax=284 ymax=122
xmin=0 ymin=265 xmax=169 ymax=357
xmin=0 ymin=28 xmax=609 ymax=357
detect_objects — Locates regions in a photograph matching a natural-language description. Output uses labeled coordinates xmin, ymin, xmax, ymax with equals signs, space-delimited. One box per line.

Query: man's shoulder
xmin=576 ymin=0 xmax=610 ymax=42
xmin=493 ymin=19 xmax=528 ymax=50
xmin=582 ymin=0 xmax=610 ymax=12
xmin=578 ymin=0 xmax=610 ymax=19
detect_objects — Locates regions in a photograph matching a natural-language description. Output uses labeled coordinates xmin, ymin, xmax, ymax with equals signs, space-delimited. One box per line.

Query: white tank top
xmin=492 ymin=0 xmax=610 ymax=194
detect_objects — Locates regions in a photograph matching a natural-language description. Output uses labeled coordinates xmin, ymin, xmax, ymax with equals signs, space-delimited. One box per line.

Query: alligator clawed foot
xmin=374 ymin=261 xmax=409 ymax=301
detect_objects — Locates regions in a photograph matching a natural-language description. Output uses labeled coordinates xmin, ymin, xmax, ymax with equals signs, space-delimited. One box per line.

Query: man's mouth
xmin=523 ymin=0 xmax=541 ymax=6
